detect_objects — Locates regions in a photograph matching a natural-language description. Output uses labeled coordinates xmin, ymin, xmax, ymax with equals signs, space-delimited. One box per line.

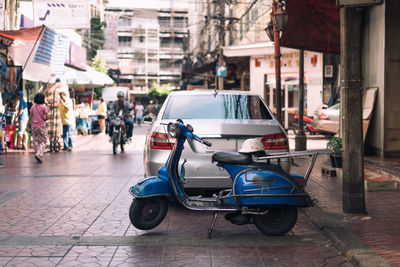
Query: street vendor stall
xmin=0 ymin=26 xmax=70 ymax=151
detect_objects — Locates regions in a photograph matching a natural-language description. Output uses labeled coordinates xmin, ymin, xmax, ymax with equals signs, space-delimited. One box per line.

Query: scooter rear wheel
xmin=129 ymin=197 xmax=168 ymax=230
xmin=253 ymin=206 xmax=297 ymax=236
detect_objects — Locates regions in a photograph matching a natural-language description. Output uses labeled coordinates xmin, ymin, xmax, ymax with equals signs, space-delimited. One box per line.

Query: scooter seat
xmin=212 ymin=151 xmax=252 ymax=165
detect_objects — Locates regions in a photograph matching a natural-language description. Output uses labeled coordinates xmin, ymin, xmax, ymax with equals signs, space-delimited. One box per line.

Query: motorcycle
xmin=110 ymin=110 xmax=127 ymax=154
xmin=129 ymin=120 xmax=331 ymax=238
xmin=292 ymin=114 xmax=322 ymax=135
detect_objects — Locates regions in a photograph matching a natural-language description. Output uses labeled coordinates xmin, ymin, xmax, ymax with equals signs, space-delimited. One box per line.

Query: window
xmin=245 ymin=14 xmax=250 ymax=32
xmin=118 ymin=36 xmax=132 ymax=47
xmin=159 ymin=17 xmax=170 ymax=28
xmin=118 ymin=17 xmax=131 ymax=27
xmin=162 ymin=94 xmax=273 ymax=120
xmin=240 ymin=20 xmax=243 ymax=40
xmin=173 ymin=17 xmax=186 ymax=28
xmin=160 ymin=38 xmax=171 ymax=48
xmin=251 ymin=7 xmax=258 ymax=24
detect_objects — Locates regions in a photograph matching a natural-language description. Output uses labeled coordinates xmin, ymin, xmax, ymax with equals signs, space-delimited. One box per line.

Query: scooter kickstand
xmin=208 ymin=212 xmax=218 ymax=239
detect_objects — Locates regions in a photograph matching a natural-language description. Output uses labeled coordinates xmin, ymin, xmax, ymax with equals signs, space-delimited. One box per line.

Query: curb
xmin=303 ymin=205 xmax=393 ymax=267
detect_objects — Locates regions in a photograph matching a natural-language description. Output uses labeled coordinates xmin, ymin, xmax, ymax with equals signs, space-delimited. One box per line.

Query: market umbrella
xmin=63 ymin=66 xmax=114 ymax=86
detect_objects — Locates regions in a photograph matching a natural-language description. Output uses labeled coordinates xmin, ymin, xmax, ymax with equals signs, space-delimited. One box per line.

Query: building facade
xmin=104 ymin=2 xmax=189 ymax=93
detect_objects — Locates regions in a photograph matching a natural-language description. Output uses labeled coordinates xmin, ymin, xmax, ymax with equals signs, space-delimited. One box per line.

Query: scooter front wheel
xmin=129 ymin=197 xmax=168 ymax=230
xmin=253 ymin=206 xmax=297 ymax=236
xmin=112 ymin=133 xmax=118 ymax=154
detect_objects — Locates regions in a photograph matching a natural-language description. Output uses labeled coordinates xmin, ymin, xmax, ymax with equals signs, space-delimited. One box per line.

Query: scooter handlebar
xmin=202 ymin=140 xmax=212 ymax=147
xmin=193 ymin=135 xmax=212 ymax=147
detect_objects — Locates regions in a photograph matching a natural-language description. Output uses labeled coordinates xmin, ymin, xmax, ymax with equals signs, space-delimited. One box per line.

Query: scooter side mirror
xmin=187 ymin=124 xmax=193 ymax=133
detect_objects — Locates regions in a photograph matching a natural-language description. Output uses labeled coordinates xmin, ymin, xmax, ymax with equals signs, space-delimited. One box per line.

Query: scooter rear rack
xmin=257 ymin=149 xmax=333 ymax=184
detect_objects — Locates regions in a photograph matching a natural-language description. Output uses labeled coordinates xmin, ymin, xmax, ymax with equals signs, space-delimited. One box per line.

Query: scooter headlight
xmin=168 ymin=122 xmax=180 ymax=138
xmin=114 ymin=118 xmax=121 ymax=126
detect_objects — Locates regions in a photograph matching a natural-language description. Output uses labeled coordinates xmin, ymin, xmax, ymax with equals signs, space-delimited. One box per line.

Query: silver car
xmin=312 ymin=103 xmax=340 ymax=134
xmin=144 ymin=90 xmax=290 ymax=189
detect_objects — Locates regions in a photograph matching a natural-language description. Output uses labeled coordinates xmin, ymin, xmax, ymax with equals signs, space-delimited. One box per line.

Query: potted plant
xmin=326 ymin=136 xmax=342 ymax=168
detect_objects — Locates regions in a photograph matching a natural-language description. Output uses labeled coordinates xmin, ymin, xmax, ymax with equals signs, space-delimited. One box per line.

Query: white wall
xmin=363 ymin=3 xmax=385 ymax=155
xmin=250 ymin=49 xmax=323 ymax=117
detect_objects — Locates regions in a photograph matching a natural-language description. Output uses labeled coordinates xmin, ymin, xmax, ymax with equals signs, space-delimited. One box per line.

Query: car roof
xmin=170 ymin=89 xmax=259 ymax=96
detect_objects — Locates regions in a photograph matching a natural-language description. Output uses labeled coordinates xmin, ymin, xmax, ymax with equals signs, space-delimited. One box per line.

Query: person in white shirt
xmin=135 ymin=102 xmax=144 ymax=126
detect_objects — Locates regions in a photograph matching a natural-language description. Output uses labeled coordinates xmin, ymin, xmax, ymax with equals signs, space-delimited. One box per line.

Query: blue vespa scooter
xmin=129 ymin=120 xmax=331 ymax=237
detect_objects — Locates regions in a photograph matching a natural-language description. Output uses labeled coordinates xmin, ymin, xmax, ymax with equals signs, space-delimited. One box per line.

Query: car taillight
xmin=261 ymin=133 xmax=289 ymax=150
xmin=319 ymin=113 xmax=329 ymax=120
xmin=149 ymin=132 xmax=175 ymax=150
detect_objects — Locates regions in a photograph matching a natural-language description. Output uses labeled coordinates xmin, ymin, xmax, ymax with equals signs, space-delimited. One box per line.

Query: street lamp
xmin=266 ymin=0 xmax=289 ymax=124
xmin=264 ymin=21 xmax=274 ymax=42
xmin=272 ymin=2 xmax=289 ymax=31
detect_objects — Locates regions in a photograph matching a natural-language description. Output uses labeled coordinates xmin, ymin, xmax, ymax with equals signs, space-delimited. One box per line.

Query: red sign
xmin=119 ymin=59 xmax=133 ymax=75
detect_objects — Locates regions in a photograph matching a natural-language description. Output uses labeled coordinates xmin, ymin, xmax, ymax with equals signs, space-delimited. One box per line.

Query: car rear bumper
xmin=145 ymin=151 xmax=291 ymax=189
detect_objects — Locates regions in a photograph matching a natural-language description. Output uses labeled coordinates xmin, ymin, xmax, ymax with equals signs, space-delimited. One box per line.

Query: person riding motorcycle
xmin=108 ymin=91 xmax=133 ymax=140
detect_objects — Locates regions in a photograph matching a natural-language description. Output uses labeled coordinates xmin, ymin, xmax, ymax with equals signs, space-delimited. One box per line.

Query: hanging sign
xmin=33 ymin=0 xmax=90 ymax=29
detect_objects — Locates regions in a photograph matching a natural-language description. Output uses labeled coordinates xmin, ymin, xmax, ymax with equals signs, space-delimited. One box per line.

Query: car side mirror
xmin=143 ymin=114 xmax=155 ymax=124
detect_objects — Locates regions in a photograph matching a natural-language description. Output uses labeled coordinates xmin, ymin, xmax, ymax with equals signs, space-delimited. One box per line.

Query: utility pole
xmin=5 ymin=0 xmax=17 ymax=30
xmin=272 ymin=0 xmax=282 ymax=124
xmin=340 ymin=6 xmax=365 ymax=213
xmin=295 ymin=49 xmax=306 ymax=151
xmin=217 ymin=0 xmax=225 ymax=90
xmin=170 ymin=0 xmax=175 ymax=89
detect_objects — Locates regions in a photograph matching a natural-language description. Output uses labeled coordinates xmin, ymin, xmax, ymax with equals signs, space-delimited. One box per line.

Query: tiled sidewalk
xmin=0 ymin=131 xmax=353 ymax=267
xmin=293 ymin=155 xmax=400 ymax=267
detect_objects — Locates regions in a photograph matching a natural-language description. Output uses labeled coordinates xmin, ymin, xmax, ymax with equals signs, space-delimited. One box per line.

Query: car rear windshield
xmin=162 ymin=94 xmax=273 ymax=120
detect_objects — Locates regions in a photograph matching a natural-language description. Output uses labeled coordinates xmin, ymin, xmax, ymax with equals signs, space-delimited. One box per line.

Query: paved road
xmin=0 ymin=126 xmax=352 ymax=266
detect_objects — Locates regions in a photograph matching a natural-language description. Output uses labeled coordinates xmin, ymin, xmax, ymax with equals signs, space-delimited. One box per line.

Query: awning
xmin=8 ymin=42 xmax=55 ymax=82
xmin=280 ymin=0 xmax=340 ymax=54
xmin=0 ymin=26 xmax=44 ymax=41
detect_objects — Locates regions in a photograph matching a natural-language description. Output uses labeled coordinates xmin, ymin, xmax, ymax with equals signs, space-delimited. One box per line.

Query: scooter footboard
xmin=129 ymin=176 xmax=174 ymax=200
xmin=221 ymin=193 xmax=313 ymax=207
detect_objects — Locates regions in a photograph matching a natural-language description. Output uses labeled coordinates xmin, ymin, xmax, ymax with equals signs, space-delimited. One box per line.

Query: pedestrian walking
xmin=58 ymin=91 xmax=74 ymax=151
xmin=13 ymin=91 xmax=29 ymax=150
xmin=97 ymin=97 xmax=107 ymax=134
xmin=29 ymin=93 xmax=50 ymax=163
xmin=135 ymin=101 xmax=144 ymax=126
xmin=146 ymin=100 xmax=156 ymax=115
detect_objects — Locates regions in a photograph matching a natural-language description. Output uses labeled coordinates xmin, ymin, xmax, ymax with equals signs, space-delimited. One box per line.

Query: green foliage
xmin=147 ymin=84 xmax=173 ymax=102
xmin=88 ymin=18 xmax=106 ymax=59
xmin=94 ymin=87 xmax=103 ymax=99
xmin=326 ymin=136 xmax=342 ymax=154
xmin=90 ymin=55 xmax=108 ymax=100
xmin=91 ymin=55 xmax=109 ymax=74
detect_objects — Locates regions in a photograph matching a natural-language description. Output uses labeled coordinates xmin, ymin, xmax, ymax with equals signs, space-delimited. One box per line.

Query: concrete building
xmin=104 ymin=1 xmax=189 ymax=93
xmin=230 ymin=0 xmax=271 ymax=46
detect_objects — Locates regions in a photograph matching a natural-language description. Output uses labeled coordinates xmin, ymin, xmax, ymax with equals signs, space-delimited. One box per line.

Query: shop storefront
xmin=224 ymin=42 xmax=324 ymax=129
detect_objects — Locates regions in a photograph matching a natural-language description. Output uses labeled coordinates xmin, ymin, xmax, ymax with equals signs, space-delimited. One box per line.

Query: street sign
xmin=216 ymin=65 xmax=227 ymax=77
xmin=33 ymin=0 xmax=90 ymax=29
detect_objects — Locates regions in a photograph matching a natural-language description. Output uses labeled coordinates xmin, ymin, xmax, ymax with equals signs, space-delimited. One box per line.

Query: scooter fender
xmin=129 ymin=176 xmax=175 ymax=201
xmin=222 ymin=165 xmax=311 ymax=207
